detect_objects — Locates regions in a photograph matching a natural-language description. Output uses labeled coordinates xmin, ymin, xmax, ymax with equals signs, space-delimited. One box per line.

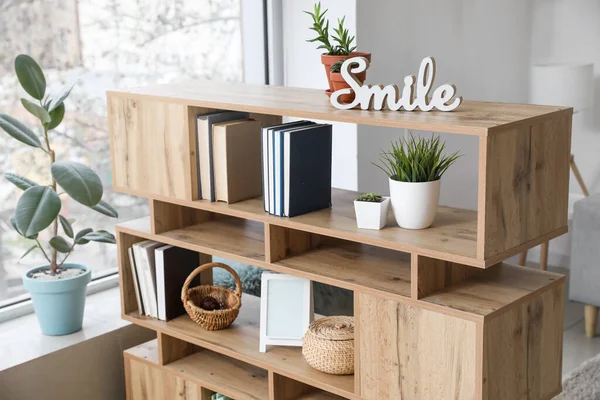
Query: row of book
xmin=128 ymin=241 xmax=199 ymax=321
xmin=195 ymin=111 xmax=263 ymax=203
xmin=261 ymin=121 xmax=332 ymax=217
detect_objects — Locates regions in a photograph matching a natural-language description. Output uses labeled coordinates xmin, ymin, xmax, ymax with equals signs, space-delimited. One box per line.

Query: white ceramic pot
xmin=388 ymin=178 xmax=441 ymax=229
xmin=353 ymin=197 xmax=390 ymax=230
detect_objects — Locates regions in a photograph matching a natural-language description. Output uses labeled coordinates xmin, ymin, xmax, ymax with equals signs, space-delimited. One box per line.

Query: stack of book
xmin=196 ymin=111 xmax=263 ymax=203
xmin=261 ymin=121 xmax=332 ymax=217
xmin=128 ymin=241 xmax=200 ymax=321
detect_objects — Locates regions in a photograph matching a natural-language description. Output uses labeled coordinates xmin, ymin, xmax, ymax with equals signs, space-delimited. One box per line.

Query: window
xmin=0 ymin=0 xmax=258 ymax=306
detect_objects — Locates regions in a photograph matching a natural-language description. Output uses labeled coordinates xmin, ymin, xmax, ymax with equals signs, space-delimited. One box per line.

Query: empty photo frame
xmin=259 ymin=272 xmax=313 ymax=353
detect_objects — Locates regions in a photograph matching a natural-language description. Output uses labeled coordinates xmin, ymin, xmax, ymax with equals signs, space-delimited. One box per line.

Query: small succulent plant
xmin=330 ymin=60 xmax=358 ymax=73
xmin=356 ymin=193 xmax=383 ymax=203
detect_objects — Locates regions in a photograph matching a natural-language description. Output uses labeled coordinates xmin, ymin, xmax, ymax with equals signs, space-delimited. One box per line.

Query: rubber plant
xmin=0 ymin=54 xmax=118 ymax=276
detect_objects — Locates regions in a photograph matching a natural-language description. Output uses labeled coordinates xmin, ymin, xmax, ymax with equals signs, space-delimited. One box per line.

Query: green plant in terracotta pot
xmin=0 ymin=54 xmax=118 ymax=336
xmin=305 ymin=2 xmax=371 ymax=95
xmin=330 ymin=61 xmax=365 ymax=103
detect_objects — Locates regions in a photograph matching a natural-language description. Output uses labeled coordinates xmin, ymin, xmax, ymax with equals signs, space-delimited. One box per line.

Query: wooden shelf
xmin=124 ymin=295 xmax=356 ymax=399
xmin=420 ymin=263 xmax=565 ymax=318
xmin=118 ymin=188 xmax=567 ymax=268
xmin=108 ymin=80 xmax=569 ymax=136
xmin=120 ymin=215 xmax=265 ymax=264
xmin=125 ymin=339 xmax=269 ymax=400
xmin=275 ymin=239 xmax=411 ymax=300
xmin=110 ymin=80 xmax=569 ymax=399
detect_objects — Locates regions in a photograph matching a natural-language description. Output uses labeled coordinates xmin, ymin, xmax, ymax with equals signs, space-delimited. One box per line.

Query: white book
xmin=132 ymin=240 xmax=153 ymax=316
xmin=274 ymin=129 xmax=282 ymax=216
xmin=261 ymin=127 xmax=270 ymax=212
xmin=135 ymin=240 xmax=164 ymax=318
xmin=268 ymin=127 xmax=275 ymax=214
xmin=284 ymin=131 xmax=291 ymax=217
xmin=128 ymin=247 xmax=144 ymax=316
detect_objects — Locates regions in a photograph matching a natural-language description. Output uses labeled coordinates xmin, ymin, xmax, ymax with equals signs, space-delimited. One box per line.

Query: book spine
xmin=262 ymin=128 xmax=269 ymax=212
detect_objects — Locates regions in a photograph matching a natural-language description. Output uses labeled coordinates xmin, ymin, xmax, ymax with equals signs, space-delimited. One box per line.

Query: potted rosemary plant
xmin=0 ymin=55 xmax=118 ymax=335
xmin=374 ymin=135 xmax=460 ymax=229
xmin=354 ymin=193 xmax=390 ymax=230
xmin=305 ymin=2 xmax=371 ymax=95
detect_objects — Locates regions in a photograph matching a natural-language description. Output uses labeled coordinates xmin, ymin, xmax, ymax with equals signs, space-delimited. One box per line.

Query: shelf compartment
xmin=271 ymin=373 xmax=347 ymax=400
xmin=419 ymin=262 xmax=565 ymax=318
xmin=269 ymin=225 xmax=411 ymax=300
xmin=125 ymin=339 xmax=269 ymax=400
xmin=122 ymin=210 xmax=265 ymax=266
xmin=125 ymin=295 xmax=356 ymax=399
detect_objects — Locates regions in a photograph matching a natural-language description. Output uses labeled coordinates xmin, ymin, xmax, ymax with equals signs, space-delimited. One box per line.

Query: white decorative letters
xmin=330 ymin=56 xmax=462 ymax=112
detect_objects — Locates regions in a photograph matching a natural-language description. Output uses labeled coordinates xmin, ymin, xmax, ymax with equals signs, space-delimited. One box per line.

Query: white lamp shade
xmin=530 ymin=63 xmax=593 ymax=112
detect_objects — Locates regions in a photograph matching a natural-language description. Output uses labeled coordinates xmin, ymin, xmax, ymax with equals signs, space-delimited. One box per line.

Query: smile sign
xmin=330 ymin=56 xmax=462 ymax=112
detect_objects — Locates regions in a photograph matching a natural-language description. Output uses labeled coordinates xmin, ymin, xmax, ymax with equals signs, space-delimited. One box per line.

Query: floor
xmin=548 ymin=265 xmax=600 ymax=377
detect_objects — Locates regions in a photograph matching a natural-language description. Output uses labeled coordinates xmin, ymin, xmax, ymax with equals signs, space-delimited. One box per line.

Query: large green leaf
xmin=15 ymin=186 xmax=61 ymax=237
xmin=82 ymin=230 xmax=116 ymax=244
xmin=47 ymin=103 xmax=65 ymax=130
xmin=91 ymin=199 xmax=119 ymax=218
xmin=9 ymin=215 xmax=37 ymax=239
xmin=74 ymin=228 xmax=93 ymax=245
xmin=59 ymin=215 xmax=74 ymax=238
xmin=0 ymin=114 xmax=42 ymax=148
xmin=49 ymin=236 xmax=72 ymax=253
xmin=21 ymin=98 xmax=50 ymax=123
xmin=5 ymin=172 xmax=39 ymax=191
xmin=51 ymin=161 xmax=103 ymax=207
xmin=15 ymin=54 xmax=46 ymax=100
xmin=48 ymin=83 xmax=74 ymax=112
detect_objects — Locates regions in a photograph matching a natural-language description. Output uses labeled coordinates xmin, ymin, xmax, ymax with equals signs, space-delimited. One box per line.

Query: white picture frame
xmin=259 ymin=272 xmax=313 ymax=353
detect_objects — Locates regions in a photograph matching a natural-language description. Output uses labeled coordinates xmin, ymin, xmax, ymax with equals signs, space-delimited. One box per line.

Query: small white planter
xmin=389 ymin=178 xmax=441 ymax=229
xmin=353 ymin=197 xmax=390 ymax=230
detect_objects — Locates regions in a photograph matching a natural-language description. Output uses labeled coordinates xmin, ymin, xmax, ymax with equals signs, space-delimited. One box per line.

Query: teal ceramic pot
xmin=22 ymin=263 xmax=92 ymax=336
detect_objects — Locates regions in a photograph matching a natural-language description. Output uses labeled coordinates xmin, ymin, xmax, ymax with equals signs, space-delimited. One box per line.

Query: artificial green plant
xmin=374 ymin=134 xmax=461 ymax=183
xmin=0 ymin=54 xmax=118 ymax=275
xmin=356 ymin=193 xmax=383 ymax=203
xmin=305 ymin=2 xmax=356 ymax=55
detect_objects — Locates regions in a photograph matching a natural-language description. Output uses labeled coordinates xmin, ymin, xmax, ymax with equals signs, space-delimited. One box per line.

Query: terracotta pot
xmin=330 ymin=70 xmax=366 ymax=103
xmin=321 ymin=51 xmax=371 ymax=93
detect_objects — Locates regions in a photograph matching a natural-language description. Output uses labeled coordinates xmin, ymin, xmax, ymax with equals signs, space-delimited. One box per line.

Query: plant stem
xmin=35 ymin=238 xmax=51 ymax=263
xmin=42 ymin=124 xmax=59 ymax=274
xmin=58 ymin=244 xmax=76 ymax=269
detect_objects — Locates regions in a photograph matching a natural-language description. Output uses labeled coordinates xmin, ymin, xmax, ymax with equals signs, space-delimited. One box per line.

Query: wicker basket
xmin=181 ymin=262 xmax=242 ymax=331
xmin=302 ymin=316 xmax=354 ymax=375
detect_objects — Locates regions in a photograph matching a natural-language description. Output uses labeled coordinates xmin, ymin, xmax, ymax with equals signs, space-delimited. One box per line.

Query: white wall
xmin=280 ymin=0 xmax=600 ymax=267
xmin=281 ymin=0 xmax=358 ymax=190
xmin=356 ymin=0 xmax=533 ymax=210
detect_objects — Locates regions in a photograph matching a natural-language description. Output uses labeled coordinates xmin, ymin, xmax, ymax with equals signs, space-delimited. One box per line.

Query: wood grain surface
xmin=480 ymin=114 xmax=572 ymax=260
xmin=125 ymin=295 xmax=357 ymax=400
xmin=357 ymin=292 xmax=478 ymax=399
xmin=482 ymin=284 xmax=564 ymax=399
xmin=107 ymin=80 xmax=571 ymax=136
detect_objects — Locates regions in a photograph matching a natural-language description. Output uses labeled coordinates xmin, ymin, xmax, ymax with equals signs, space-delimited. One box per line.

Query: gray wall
xmin=0 ymin=325 xmax=154 ymax=400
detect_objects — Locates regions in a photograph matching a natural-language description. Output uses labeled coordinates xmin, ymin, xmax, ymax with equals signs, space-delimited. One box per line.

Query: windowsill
xmin=0 ymin=286 xmax=127 ymax=371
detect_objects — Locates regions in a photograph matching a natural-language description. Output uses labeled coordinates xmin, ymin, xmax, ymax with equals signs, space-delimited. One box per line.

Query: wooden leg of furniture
xmin=518 ymin=250 xmax=528 ymax=266
xmin=540 ymin=242 xmax=549 ymax=271
xmin=585 ymin=304 xmax=599 ymax=338
xmin=571 ymin=155 xmax=591 ymax=197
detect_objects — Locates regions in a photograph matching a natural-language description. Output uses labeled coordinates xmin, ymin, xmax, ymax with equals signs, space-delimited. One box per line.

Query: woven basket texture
xmin=302 ymin=316 xmax=354 ymax=375
xmin=181 ymin=262 xmax=242 ymax=331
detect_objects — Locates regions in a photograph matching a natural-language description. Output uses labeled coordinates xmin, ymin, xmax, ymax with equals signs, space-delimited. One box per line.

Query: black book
xmin=283 ymin=124 xmax=332 ymax=217
xmin=155 ymin=245 xmax=200 ymax=321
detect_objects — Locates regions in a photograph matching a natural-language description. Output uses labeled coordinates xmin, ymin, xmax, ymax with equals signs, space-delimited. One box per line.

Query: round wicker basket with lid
xmin=302 ymin=316 xmax=354 ymax=375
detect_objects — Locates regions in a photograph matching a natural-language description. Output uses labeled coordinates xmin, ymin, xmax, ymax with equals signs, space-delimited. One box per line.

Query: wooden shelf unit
xmin=109 ymin=81 xmax=571 ymax=400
